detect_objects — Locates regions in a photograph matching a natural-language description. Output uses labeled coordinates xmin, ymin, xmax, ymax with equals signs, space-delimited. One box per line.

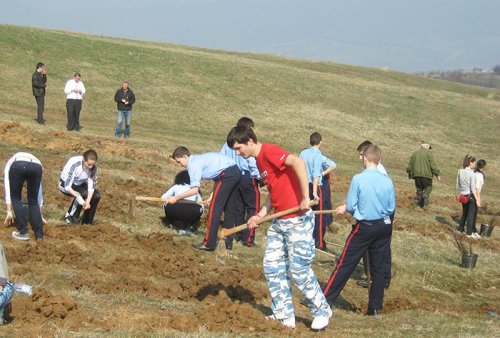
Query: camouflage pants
xmin=263 ymin=210 xmax=331 ymax=320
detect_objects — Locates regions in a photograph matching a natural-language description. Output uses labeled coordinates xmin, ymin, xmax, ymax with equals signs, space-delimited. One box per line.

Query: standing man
xmin=59 ymin=149 xmax=100 ymax=225
xmin=32 ymin=62 xmax=47 ymax=125
xmin=114 ymin=81 xmax=136 ymax=138
xmin=406 ymin=140 xmax=440 ymax=208
xmin=300 ymin=132 xmax=329 ymax=251
xmin=64 ymin=72 xmax=86 ymax=132
xmin=322 ymin=144 xmax=395 ymax=316
xmin=3 ymin=152 xmax=44 ymax=240
xmin=220 ymin=117 xmax=261 ymax=248
xmin=227 ymin=126 xmax=332 ymax=331
xmin=169 ymin=147 xmax=240 ymax=251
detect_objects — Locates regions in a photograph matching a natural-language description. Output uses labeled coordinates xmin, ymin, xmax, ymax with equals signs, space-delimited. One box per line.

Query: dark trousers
xmin=309 ymin=183 xmax=327 ymax=249
xmin=223 ymin=172 xmax=260 ymax=247
xmin=322 ymin=174 xmax=334 ymax=227
xmin=202 ymin=165 xmax=241 ymax=249
xmin=9 ymin=161 xmax=43 ymax=239
xmin=323 ymin=219 xmax=392 ymax=311
xmin=35 ymin=95 xmax=45 ymax=123
xmin=414 ymin=177 xmax=433 ymax=207
xmin=60 ymin=182 xmax=100 ymax=224
xmin=66 ymin=99 xmax=82 ymax=131
xmin=458 ymin=195 xmax=478 ymax=235
xmin=164 ymin=203 xmax=203 ymax=231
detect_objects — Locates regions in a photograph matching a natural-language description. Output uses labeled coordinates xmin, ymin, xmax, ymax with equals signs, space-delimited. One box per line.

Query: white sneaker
xmin=12 ymin=231 xmax=29 ymax=241
xmin=311 ymin=308 xmax=333 ymax=331
xmin=472 ymin=232 xmax=481 ymax=239
xmin=265 ymin=314 xmax=295 ymax=328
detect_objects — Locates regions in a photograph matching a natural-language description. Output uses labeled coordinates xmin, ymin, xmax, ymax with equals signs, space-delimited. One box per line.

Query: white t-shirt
xmin=162 ymin=184 xmax=204 ymax=211
xmin=475 ymin=172 xmax=485 ymax=192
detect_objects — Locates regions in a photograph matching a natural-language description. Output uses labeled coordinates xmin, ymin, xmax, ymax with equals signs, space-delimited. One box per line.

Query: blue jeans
xmin=115 ymin=110 xmax=132 ymax=136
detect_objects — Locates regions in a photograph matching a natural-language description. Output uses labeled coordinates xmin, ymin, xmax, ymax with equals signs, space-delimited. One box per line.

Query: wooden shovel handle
xmin=135 ymin=196 xmax=203 ymax=204
xmin=219 ymin=200 xmax=318 ymax=239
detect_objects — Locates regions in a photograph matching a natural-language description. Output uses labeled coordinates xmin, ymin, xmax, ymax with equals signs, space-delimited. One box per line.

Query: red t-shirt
xmin=256 ymin=143 xmax=305 ymax=218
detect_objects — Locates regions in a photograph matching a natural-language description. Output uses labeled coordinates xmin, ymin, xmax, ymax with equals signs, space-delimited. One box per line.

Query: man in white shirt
xmin=64 ymin=72 xmax=86 ymax=132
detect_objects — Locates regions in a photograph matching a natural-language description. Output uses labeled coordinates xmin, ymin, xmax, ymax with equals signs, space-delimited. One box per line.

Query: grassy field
xmin=0 ymin=24 xmax=499 ymax=337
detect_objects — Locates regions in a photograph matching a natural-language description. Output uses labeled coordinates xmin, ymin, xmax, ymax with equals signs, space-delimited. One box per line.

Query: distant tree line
xmin=416 ymin=65 xmax=500 ymax=89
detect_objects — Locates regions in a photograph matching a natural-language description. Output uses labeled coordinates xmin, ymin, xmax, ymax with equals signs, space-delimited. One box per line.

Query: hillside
xmin=0 ymin=24 xmax=499 ymax=337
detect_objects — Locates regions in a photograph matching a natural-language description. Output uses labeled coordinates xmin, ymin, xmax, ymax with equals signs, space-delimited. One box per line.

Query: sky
xmin=1 ymin=0 xmax=499 ymax=72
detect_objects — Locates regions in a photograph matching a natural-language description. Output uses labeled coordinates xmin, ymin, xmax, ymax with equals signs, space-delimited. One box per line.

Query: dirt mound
xmin=9 ymin=289 xmax=95 ymax=329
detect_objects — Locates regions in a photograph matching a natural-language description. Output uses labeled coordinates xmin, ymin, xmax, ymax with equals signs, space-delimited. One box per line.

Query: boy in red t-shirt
xmin=226 ymin=126 xmax=332 ymax=331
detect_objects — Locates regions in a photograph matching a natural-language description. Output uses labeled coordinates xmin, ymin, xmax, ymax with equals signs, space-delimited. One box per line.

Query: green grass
xmin=0 ymin=24 xmax=499 ymax=337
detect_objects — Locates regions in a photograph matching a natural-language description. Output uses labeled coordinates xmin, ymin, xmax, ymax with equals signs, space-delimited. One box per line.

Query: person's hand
xmin=437 ymin=176 xmax=441 ymax=181
xmin=476 ymin=199 xmax=482 ymax=208
xmin=4 ymin=211 xmax=14 ymax=226
xmin=122 ymin=99 xmax=126 ymax=103
xmin=124 ymin=101 xmax=129 ymax=105
xmin=299 ymin=197 xmax=311 ymax=211
xmin=83 ymin=202 xmax=91 ymax=210
xmin=313 ymin=193 xmax=319 ymax=201
xmin=165 ymin=196 xmax=177 ymax=205
xmin=335 ymin=204 xmax=347 ymax=215
xmin=247 ymin=215 xmax=262 ymax=229
xmin=456 ymin=195 xmax=460 ymax=202
xmin=76 ymin=194 xmax=85 ymax=206
xmin=205 ymin=195 xmax=213 ymax=207
xmin=41 ymin=216 xmax=47 ymax=225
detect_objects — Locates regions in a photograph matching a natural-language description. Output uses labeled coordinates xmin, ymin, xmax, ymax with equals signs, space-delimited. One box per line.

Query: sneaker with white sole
xmin=467 ymin=233 xmax=481 ymax=239
xmin=12 ymin=231 xmax=29 ymax=241
xmin=265 ymin=314 xmax=295 ymax=328
xmin=311 ymin=308 xmax=333 ymax=331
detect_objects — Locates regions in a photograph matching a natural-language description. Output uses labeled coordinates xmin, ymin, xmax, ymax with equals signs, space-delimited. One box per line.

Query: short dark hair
xmin=36 ymin=62 xmax=44 ymax=70
xmin=310 ymin=132 xmax=322 ymax=146
xmin=362 ymin=144 xmax=381 ymax=164
xmin=172 ymin=146 xmax=190 ymax=159
xmin=174 ymin=170 xmax=191 ymax=185
xmin=356 ymin=140 xmax=373 ymax=153
xmin=83 ymin=149 xmax=98 ymax=161
xmin=236 ymin=117 xmax=254 ymax=129
xmin=226 ymin=126 xmax=257 ymax=148
xmin=74 ymin=72 xmax=81 ymax=78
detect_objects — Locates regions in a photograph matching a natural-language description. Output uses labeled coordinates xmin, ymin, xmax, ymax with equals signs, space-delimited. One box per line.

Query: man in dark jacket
xmin=114 ymin=81 xmax=136 ymax=138
xmin=32 ymin=63 xmax=47 ymax=125
xmin=406 ymin=141 xmax=441 ymax=208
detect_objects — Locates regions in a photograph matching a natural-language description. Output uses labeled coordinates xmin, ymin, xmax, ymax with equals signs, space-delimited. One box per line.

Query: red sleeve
xmin=263 ymin=144 xmax=289 ymax=172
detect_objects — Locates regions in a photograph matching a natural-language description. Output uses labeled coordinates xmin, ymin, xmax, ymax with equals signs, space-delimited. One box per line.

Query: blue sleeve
xmin=345 ymin=176 xmax=360 ymax=215
xmin=322 ymin=156 xmax=336 ymax=170
xmin=312 ymin=155 xmax=323 ymax=178
xmin=188 ymin=164 xmax=202 ymax=188
xmin=388 ymin=180 xmax=396 ymax=215
xmin=247 ymin=157 xmax=260 ymax=179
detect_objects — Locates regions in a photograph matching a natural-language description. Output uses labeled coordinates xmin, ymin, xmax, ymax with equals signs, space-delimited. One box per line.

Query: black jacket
xmin=114 ymin=88 xmax=135 ymax=111
xmin=32 ymin=71 xmax=47 ymax=97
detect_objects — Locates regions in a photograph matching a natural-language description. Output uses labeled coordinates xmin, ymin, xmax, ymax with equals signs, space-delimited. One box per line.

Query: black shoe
xmin=367 ymin=309 xmax=381 ymax=316
xmin=317 ymin=247 xmax=335 ymax=255
xmin=243 ymin=242 xmax=258 ymax=248
xmin=191 ymin=243 xmax=214 ymax=252
xmin=37 ymin=120 xmax=45 ymax=125
xmin=356 ymin=279 xmax=369 ymax=288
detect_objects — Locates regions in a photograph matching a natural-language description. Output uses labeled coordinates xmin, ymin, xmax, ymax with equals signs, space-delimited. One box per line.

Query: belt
xmin=15 ymin=156 xmax=41 ymax=165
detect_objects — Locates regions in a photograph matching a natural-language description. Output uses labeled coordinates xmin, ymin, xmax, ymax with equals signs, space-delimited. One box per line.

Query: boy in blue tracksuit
xmin=220 ymin=117 xmax=261 ymax=248
xmin=323 ymin=144 xmax=395 ymax=315
xmin=169 ymin=147 xmax=240 ymax=251
xmin=300 ymin=132 xmax=329 ymax=250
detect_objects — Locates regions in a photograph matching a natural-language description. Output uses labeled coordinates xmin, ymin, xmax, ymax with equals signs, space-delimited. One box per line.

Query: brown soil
xmin=0 ymin=122 xmax=499 ymax=336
